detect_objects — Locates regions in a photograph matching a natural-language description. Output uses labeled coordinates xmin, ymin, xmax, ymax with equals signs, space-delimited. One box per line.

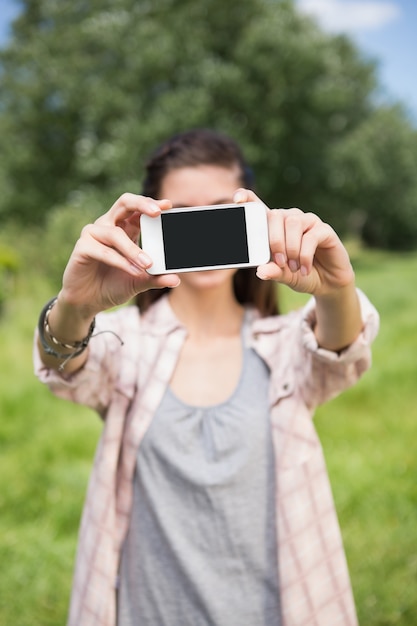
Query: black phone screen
xmin=161 ymin=206 xmax=249 ymax=270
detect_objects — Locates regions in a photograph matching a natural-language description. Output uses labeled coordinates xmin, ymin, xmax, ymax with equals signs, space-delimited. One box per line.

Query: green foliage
xmin=0 ymin=192 xmax=103 ymax=298
xmin=0 ymin=243 xmax=19 ymax=313
xmin=0 ymin=0 xmax=416 ymax=249
xmin=0 ymin=278 xmax=100 ymax=626
xmin=330 ymin=106 xmax=417 ymax=250
xmin=0 ymin=244 xmax=19 ymax=273
xmin=39 ymin=192 xmax=104 ymax=289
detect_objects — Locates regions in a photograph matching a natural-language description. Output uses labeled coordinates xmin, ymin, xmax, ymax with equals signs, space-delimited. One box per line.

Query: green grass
xmin=1 ymin=249 xmax=417 ymax=625
xmin=0 ymin=280 xmax=101 ymax=626
xmin=321 ymin=249 xmax=417 ymax=626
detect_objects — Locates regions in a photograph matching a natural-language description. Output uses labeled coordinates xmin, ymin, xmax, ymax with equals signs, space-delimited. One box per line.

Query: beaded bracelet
xmin=38 ymin=297 xmax=96 ymax=371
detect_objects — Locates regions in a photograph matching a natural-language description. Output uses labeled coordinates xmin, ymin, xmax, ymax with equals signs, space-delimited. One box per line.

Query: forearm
xmin=37 ymin=292 xmax=97 ymax=374
xmin=314 ymin=281 xmax=363 ymax=352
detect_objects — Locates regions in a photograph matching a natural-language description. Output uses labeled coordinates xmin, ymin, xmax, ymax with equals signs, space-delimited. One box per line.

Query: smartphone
xmin=140 ymin=202 xmax=270 ymax=274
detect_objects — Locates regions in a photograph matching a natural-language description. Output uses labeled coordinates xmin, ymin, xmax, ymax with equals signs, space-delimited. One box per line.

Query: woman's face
xmin=158 ymin=164 xmax=242 ymax=291
xmin=159 ymin=164 xmax=241 ymax=208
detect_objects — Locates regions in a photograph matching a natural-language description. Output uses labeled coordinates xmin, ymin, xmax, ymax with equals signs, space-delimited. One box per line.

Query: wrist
xmin=314 ymin=282 xmax=362 ymax=351
xmin=38 ymin=297 xmax=96 ymax=371
xmin=56 ymin=290 xmax=99 ymax=324
xmin=314 ymin=278 xmax=356 ymax=304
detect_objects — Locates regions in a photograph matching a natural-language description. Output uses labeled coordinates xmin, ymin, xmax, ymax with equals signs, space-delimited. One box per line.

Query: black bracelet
xmin=38 ymin=297 xmax=96 ymax=370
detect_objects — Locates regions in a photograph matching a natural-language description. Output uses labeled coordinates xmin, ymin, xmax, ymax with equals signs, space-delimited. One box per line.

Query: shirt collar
xmin=141 ymin=293 xmax=289 ymax=338
xmin=140 ymin=295 xmax=186 ymax=336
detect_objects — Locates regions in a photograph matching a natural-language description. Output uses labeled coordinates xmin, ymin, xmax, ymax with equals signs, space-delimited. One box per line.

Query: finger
xmin=298 ymin=220 xmax=335 ymax=275
xmin=267 ymin=209 xmax=286 ymax=267
xmin=79 ymin=224 xmax=153 ymax=272
xmin=158 ymin=199 xmax=174 ymax=212
xmin=100 ymin=199 xmax=173 ymax=244
xmin=256 ymin=261 xmax=305 ymax=290
xmin=256 ymin=261 xmax=285 ymax=282
xmin=130 ymin=273 xmax=181 ymax=301
xmin=96 ymin=193 xmax=162 ymax=228
xmin=147 ymin=274 xmax=181 ymax=290
xmin=282 ymin=208 xmax=306 ymax=272
xmin=233 ymin=188 xmax=268 ymax=206
xmin=119 ymin=212 xmax=141 ymax=243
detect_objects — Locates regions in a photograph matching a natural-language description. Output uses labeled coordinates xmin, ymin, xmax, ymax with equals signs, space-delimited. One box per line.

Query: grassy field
xmin=1 ymin=247 xmax=417 ymax=625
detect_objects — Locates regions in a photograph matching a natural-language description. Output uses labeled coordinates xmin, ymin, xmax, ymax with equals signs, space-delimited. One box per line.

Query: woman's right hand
xmin=59 ymin=193 xmax=181 ymax=316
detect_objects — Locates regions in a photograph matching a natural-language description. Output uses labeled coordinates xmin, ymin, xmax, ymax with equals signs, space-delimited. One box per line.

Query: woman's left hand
xmin=234 ymin=189 xmax=355 ymax=297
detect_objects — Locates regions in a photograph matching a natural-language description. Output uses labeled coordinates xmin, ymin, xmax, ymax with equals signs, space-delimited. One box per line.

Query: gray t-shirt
xmin=118 ymin=334 xmax=281 ymax=626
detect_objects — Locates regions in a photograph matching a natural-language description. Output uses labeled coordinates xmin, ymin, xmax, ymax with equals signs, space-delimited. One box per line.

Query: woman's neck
xmin=168 ymin=281 xmax=244 ymax=339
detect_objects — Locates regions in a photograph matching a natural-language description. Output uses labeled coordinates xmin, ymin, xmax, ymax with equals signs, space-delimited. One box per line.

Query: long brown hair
xmin=135 ymin=129 xmax=279 ymax=316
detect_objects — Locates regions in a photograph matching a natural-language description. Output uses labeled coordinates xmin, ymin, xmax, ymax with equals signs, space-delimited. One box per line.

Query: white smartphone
xmin=140 ymin=202 xmax=270 ymax=274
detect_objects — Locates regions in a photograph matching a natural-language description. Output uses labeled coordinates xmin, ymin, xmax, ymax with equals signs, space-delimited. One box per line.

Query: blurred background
xmin=0 ymin=1 xmax=416 ymax=624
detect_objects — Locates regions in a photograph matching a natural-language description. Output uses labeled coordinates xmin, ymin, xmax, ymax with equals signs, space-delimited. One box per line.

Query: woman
xmin=34 ymin=129 xmax=379 ymax=626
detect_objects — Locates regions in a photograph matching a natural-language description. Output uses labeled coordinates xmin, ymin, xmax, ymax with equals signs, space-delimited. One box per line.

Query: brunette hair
xmin=135 ymin=128 xmax=279 ymax=316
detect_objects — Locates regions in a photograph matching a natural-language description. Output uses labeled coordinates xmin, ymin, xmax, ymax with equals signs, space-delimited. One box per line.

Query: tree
xmin=1 ymin=0 xmax=416 ymax=249
xmin=330 ymin=105 xmax=417 ymax=250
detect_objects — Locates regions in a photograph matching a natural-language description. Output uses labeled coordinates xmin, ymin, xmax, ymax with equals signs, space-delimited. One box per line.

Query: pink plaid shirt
xmin=34 ymin=291 xmax=379 ymax=626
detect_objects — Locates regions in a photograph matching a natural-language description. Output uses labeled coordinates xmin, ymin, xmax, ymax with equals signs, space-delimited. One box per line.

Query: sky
xmin=0 ymin=0 xmax=416 ymax=123
xmin=295 ymin=0 xmax=417 ymax=122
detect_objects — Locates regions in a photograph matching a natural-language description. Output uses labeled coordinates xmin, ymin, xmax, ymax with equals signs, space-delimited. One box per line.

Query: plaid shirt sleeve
xmin=33 ymin=305 xmax=140 ymax=417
